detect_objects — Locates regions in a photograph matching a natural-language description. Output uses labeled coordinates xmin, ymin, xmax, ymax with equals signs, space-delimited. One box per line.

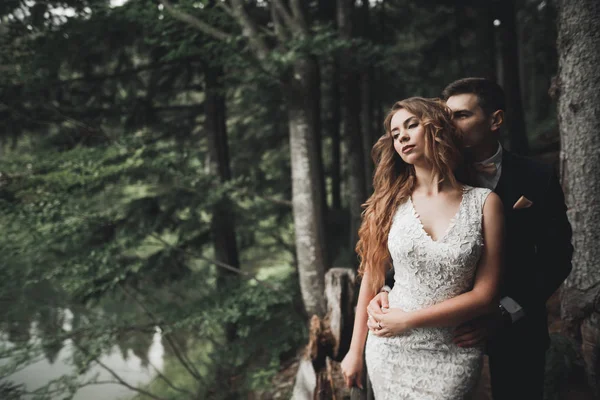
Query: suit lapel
xmin=495 ymin=149 xmax=520 ymax=213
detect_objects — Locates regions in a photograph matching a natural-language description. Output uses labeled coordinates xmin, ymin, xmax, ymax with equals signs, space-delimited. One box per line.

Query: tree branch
xmin=147 ymin=232 xmax=280 ymax=291
xmin=230 ymin=0 xmax=271 ymax=61
xmin=271 ymin=0 xmax=297 ymax=32
xmin=267 ymin=231 xmax=296 ymax=259
xmin=119 ymin=285 xmax=207 ymax=385
xmin=270 ymin=2 xmax=290 ymax=42
xmin=92 ymin=358 xmax=168 ymax=400
xmin=71 ymin=341 xmax=169 ymax=400
xmin=159 ymin=0 xmax=233 ymax=41
xmin=289 ymin=0 xmax=309 ymax=33
xmin=39 ymin=318 xmax=190 ymax=399
xmin=14 ymin=104 xmax=205 ymax=119
xmin=2 ymin=57 xmax=202 ymax=90
xmin=217 ymin=1 xmax=235 ymax=19
xmin=256 ymin=194 xmax=293 ymax=207
xmin=146 ymin=355 xmax=195 ymax=397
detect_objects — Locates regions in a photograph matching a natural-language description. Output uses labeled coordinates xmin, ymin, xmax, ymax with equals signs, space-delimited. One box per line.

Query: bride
xmin=341 ymin=97 xmax=504 ymax=399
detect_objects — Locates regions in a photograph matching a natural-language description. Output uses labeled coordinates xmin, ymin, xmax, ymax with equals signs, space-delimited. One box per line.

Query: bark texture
xmin=359 ymin=0 xmax=374 ymax=194
xmin=248 ymin=0 xmax=330 ymax=318
xmin=204 ymin=64 xmax=240 ymax=285
xmin=291 ymin=268 xmax=357 ymax=400
xmin=557 ymin=0 xmax=600 ymax=395
xmin=330 ymin=57 xmax=342 ymax=211
xmin=286 ymin=57 xmax=328 ymax=318
xmin=338 ymin=0 xmax=367 ymax=267
xmin=498 ymin=0 xmax=529 ymax=155
xmin=468 ymin=3 xmax=496 ymax=80
xmin=360 ymin=69 xmax=374 ymax=194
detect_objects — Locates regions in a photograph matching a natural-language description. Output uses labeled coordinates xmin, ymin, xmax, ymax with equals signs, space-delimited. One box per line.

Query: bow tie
xmin=473 ymin=162 xmax=497 ymax=176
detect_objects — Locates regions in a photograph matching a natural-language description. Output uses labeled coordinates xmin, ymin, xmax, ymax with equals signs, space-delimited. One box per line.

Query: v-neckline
xmin=408 ymin=186 xmax=468 ymax=243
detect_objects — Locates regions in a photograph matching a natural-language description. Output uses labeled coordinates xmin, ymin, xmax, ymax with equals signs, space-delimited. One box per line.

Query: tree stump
xmin=292 ymin=268 xmax=359 ymax=399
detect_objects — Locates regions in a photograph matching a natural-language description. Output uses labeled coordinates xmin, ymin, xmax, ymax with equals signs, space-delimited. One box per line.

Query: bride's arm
xmin=347 ymin=271 xmax=378 ymax=355
xmin=340 ymin=270 xmax=378 ymax=388
xmin=374 ymin=192 xmax=504 ymax=334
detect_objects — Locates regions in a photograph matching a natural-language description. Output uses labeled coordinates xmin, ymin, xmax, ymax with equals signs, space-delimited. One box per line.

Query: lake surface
xmin=2 ymin=309 xmax=164 ymax=400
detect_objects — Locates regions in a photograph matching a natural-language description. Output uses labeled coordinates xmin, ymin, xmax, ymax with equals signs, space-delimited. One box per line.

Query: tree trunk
xmin=517 ymin=12 xmax=528 ymax=112
xmin=474 ymin=3 xmax=497 ymax=81
xmin=285 ymin=57 xmax=329 ymax=318
xmin=557 ymin=0 xmax=600 ymax=396
xmin=311 ymin=56 xmax=328 ymax=226
xmin=291 ymin=268 xmax=357 ymax=400
xmin=360 ymin=0 xmax=374 ymax=194
xmin=204 ymin=63 xmax=240 ymax=287
xmin=498 ymin=0 xmax=529 ymax=155
xmin=318 ymin=0 xmax=335 ymax=23
xmin=360 ymin=68 xmax=374 ymax=194
xmin=373 ymin=0 xmax=386 ymax=144
xmin=310 ymin=56 xmax=332 ymax=270
xmin=338 ymin=0 xmax=367 ymax=268
xmin=320 ymin=0 xmax=342 ymax=212
xmin=330 ymin=57 xmax=342 ymax=211
xmin=171 ymin=0 xmax=330 ymax=333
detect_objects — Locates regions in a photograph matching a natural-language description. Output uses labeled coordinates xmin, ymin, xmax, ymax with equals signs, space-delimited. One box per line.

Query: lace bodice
xmin=388 ymin=185 xmax=491 ymax=311
xmin=365 ymin=185 xmax=492 ymax=400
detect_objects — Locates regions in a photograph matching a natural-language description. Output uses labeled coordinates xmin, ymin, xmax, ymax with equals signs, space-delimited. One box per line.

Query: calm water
xmin=2 ymin=309 xmax=164 ymax=400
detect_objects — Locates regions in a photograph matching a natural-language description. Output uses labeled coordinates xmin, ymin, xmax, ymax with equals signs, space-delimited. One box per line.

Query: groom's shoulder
xmin=505 ymin=150 xmax=555 ymax=180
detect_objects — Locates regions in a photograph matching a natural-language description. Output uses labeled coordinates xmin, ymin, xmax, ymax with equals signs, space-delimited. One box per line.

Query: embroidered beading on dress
xmin=365 ymin=186 xmax=492 ymax=400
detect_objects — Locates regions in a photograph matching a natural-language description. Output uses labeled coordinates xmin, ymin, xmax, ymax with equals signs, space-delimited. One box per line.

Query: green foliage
xmin=0 ymin=122 xmax=301 ymax=398
xmin=129 ymin=271 xmax=306 ymax=400
xmin=1 ymin=134 xmax=202 ymax=297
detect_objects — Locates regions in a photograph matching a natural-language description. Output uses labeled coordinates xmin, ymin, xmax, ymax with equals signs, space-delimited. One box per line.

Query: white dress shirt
xmin=472 ymin=142 xmax=503 ymax=190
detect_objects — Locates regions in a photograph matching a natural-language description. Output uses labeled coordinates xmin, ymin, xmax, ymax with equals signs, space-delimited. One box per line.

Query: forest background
xmin=0 ymin=0 xmax=599 ymax=399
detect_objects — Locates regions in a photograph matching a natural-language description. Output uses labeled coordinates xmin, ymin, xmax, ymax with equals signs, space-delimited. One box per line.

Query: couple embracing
xmin=340 ymin=78 xmax=573 ymax=400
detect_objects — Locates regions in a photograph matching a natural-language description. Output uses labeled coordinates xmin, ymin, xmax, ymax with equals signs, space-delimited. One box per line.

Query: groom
xmin=367 ymin=77 xmax=573 ymax=399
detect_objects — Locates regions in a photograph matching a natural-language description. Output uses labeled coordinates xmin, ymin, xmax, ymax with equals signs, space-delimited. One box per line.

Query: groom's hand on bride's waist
xmin=366 ymin=291 xmax=390 ymax=331
xmin=452 ymin=311 xmax=506 ymax=348
xmin=368 ymin=291 xmax=390 ymax=312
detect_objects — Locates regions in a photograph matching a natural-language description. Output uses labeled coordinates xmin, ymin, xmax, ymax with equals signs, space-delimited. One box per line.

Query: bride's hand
xmin=340 ymin=350 xmax=364 ymax=389
xmin=370 ymin=308 xmax=413 ymax=337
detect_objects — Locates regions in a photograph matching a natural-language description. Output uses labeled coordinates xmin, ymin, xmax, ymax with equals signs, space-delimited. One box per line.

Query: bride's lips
xmin=402 ymin=145 xmax=415 ymax=154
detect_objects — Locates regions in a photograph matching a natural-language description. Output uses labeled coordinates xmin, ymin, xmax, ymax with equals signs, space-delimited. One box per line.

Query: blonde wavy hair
xmin=356 ymin=97 xmax=464 ymax=293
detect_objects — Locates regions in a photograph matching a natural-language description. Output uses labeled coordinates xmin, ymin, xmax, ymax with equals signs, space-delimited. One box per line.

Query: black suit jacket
xmin=490 ymin=149 xmax=573 ymax=350
xmin=385 ymin=149 xmax=573 ymax=349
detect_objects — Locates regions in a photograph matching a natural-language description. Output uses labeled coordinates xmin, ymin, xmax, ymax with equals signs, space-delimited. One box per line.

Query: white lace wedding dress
xmin=365 ymin=186 xmax=491 ymax=400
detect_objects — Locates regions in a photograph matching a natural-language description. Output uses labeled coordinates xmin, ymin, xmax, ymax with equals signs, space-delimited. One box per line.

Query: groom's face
xmin=446 ymin=93 xmax=492 ymax=150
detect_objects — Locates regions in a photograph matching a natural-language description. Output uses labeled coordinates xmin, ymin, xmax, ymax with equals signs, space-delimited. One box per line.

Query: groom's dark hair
xmin=441 ymin=77 xmax=506 ymax=116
